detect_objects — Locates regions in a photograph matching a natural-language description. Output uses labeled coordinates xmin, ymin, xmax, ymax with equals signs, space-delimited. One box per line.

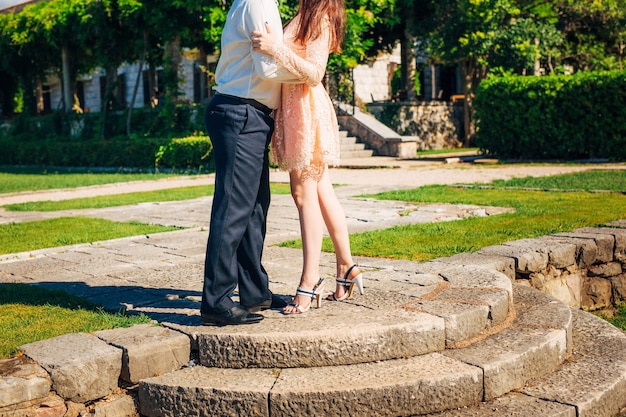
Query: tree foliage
xmin=1 ymin=0 xmax=624 ymax=124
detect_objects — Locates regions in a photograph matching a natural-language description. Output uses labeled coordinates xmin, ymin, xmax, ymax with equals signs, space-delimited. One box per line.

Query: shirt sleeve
xmin=267 ymin=20 xmax=330 ymax=87
xmin=244 ymin=0 xmax=301 ymax=82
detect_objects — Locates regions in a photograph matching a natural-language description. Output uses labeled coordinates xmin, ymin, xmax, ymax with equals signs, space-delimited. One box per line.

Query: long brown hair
xmin=292 ymin=0 xmax=345 ymax=53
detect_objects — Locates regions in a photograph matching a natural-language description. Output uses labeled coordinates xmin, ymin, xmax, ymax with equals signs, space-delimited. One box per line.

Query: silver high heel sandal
xmin=283 ymin=278 xmax=325 ymax=314
xmin=327 ymin=264 xmax=364 ymax=301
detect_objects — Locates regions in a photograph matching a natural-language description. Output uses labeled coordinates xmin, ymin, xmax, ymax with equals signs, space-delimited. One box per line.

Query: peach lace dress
xmin=268 ymin=15 xmax=340 ymax=173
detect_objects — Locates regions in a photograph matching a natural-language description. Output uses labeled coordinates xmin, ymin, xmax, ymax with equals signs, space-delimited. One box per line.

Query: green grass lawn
xmin=4 ymin=185 xmax=216 ymax=211
xmin=481 ymin=169 xmax=626 ymax=192
xmin=0 ymin=283 xmax=152 ymax=358
xmin=3 ymin=183 xmax=292 ymax=211
xmin=277 ymin=170 xmax=626 ymax=262
xmin=0 ymin=183 xmax=291 ymax=254
xmin=0 ymin=217 xmax=180 ymax=255
xmin=416 ymin=147 xmax=480 ymax=156
xmin=0 ymin=167 xmax=188 ymax=194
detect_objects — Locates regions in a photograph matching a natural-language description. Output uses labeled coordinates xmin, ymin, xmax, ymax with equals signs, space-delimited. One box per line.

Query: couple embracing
xmin=200 ymin=0 xmax=364 ymax=326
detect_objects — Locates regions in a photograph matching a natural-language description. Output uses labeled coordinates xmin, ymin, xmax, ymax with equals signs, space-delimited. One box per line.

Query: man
xmin=200 ymin=0 xmax=299 ymax=325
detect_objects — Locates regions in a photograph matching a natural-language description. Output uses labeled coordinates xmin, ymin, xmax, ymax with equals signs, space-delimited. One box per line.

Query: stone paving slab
xmin=138 ymin=366 xmax=276 ymax=417
xmin=270 ymin=353 xmax=483 ymax=417
xmin=196 ymin=307 xmax=445 ymax=368
xmin=422 ymin=392 xmax=576 ymax=417
xmin=0 ymin=356 xmax=50 ymax=408
xmin=522 ymin=308 xmax=626 ymax=417
xmin=20 ymin=333 xmax=122 ymax=403
xmin=95 ymin=324 xmax=191 ymax=384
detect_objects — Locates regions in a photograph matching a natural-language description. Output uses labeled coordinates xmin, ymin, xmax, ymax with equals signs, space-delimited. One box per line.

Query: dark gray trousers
xmin=201 ymin=94 xmax=273 ymax=314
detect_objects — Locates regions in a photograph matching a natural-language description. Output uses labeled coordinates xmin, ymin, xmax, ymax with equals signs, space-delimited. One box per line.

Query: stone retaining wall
xmin=2 ymin=224 xmax=625 ymax=417
xmin=366 ymin=101 xmax=465 ymax=150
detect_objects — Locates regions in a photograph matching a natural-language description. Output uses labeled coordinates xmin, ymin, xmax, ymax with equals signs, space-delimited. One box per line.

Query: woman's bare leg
xmin=283 ymin=167 xmax=325 ymax=313
xmin=317 ymin=167 xmax=357 ymax=299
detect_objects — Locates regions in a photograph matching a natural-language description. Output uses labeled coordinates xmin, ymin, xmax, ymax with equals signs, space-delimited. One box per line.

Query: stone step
xmin=339 ymin=129 xmax=373 ymax=158
xmin=164 ymin=264 xmax=514 ymax=369
xmin=340 ymin=142 xmax=367 ymax=151
xmin=341 ymin=149 xmax=375 ymax=159
xmin=136 ymin=286 xmax=574 ymax=417
xmin=424 ymin=308 xmax=626 ymax=417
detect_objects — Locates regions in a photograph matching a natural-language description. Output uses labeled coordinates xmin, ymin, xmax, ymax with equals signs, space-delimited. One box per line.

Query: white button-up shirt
xmin=213 ymin=0 xmax=299 ymax=109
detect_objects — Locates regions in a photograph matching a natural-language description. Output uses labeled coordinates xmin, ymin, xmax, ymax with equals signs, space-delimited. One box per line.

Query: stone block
xmin=139 ymin=366 xmax=274 ymax=417
xmin=433 ymin=287 xmax=511 ymax=328
xmin=504 ymin=238 xmax=576 ymax=269
xmin=542 ymin=235 xmax=597 ymax=268
xmin=0 ymin=356 xmax=50 ymax=408
xmin=430 ymin=252 xmax=516 ymax=282
xmin=93 ymin=393 xmax=138 ymax=417
xmin=406 ymin=300 xmax=489 ymax=348
xmin=612 ymin=273 xmax=626 ymax=301
xmin=95 ymin=324 xmax=190 ymax=384
xmin=436 ymin=265 xmax=512 ymax=297
xmin=582 ymin=276 xmax=613 ymax=310
xmin=522 ymin=309 xmax=626 ymax=417
xmin=423 ymin=392 xmax=575 ymax=417
xmin=588 ymin=261 xmax=622 ymax=277
xmin=270 ymin=353 xmax=482 ymax=416
xmin=478 ymin=244 xmax=549 ymax=273
xmin=20 ymin=333 xmax=122 ymax=403
xmin=576 ymin=226 xmax=626 ymax=259
xmin=513 ymin=285 xmax=573 ymax=354
xmin=445 ymin=326 xmax=568 ymax=401
xmin=540 ymin=270 xmax=583 ymax=309
xmin=553 ymin=230 xmax=614 ymax=263
xmin=198 ymin=307 xmax=446 ymax=368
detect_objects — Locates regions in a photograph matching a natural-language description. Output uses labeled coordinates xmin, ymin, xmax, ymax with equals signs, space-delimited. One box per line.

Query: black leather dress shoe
xmin=242 ymin=294 xmax=288 ymax=312
xmin=201 ymin=306 xmax=263 ymax=326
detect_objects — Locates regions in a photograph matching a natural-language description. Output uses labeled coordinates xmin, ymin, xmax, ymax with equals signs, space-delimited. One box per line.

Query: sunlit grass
xmin=280 ymin=170 xmax=626 ymax=263
xmin=344 ymin=185 xmax=626 ymax=261
xmin=0 ymin=167 xmax=189 ymax=194
xmin=483 ymin=169 xmax=626 ymax=192
xmin=0 ymin=217 xmax=180 ymax=255
xmin=0 ymin=283 xmax=152 ymax=358
xmin=595 ymin=303 xmax=626 ymax=333
xmin=3 ymin=183 xmax=292 ymax=211
xmin=416 ymin=147 xmax=480 ymax=156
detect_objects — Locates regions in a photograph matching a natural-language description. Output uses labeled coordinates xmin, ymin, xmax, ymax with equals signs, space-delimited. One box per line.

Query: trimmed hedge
xmin=0 ymin=135 xmax=170 ymax=167
xmin=155 ymin=135 xmax=213 ymax=171
xmin=474 ymin=70 xmax=626 ymax=160
xmin=0 ymin=104 xmax=212 ymax=169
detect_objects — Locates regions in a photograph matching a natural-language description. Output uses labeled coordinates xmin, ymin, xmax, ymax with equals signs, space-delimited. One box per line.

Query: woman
xmin=251 ymin=0 xmax=364 ymax=314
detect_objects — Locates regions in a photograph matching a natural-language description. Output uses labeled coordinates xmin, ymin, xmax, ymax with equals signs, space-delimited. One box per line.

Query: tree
xmin=84 ymin=0 xmax=143 ymax=138
xmin=554 ymin=0 xmax=626 ymax=71
xmin=1 ymin=6 xmax=60 ymax=115
xmin=419 ymin=0 xmax=518 ymax=144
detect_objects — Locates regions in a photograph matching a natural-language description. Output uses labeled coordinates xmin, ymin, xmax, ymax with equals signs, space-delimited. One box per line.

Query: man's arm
xmin=244 ymin=0 xmax=300 ymax=82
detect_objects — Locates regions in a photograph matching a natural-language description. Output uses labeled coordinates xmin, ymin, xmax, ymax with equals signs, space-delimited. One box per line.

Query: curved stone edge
xmin=445 ymin=285 xmax=572 ymax=401
xmin=138 ymin=366 xmax=275 ymax=417
xmin=423 ymin=305 xmax=626 ymax=417
xmin=421 ymin=392 xmax=577 ymax=417
xmin=137 ymin=285 xmax=573 ymax=417
xmin=269 ymin=353 xmax=482 ymax=417
xmin=188 ymin=264 xmax=513 ymax=368
xmin=521 ymin=308 xmax=626 ymax=417
xmin=196 ymin=313 xmax=446 ymax=368
xmin=406 ymin=265 xmax=513 ymax=348
xmin=138 ymin=353 xmax=483 ymax=417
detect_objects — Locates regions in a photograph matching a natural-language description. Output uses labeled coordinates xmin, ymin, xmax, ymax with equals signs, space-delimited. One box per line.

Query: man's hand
xmin=251 ymin=23 xmax=277 ymax=55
